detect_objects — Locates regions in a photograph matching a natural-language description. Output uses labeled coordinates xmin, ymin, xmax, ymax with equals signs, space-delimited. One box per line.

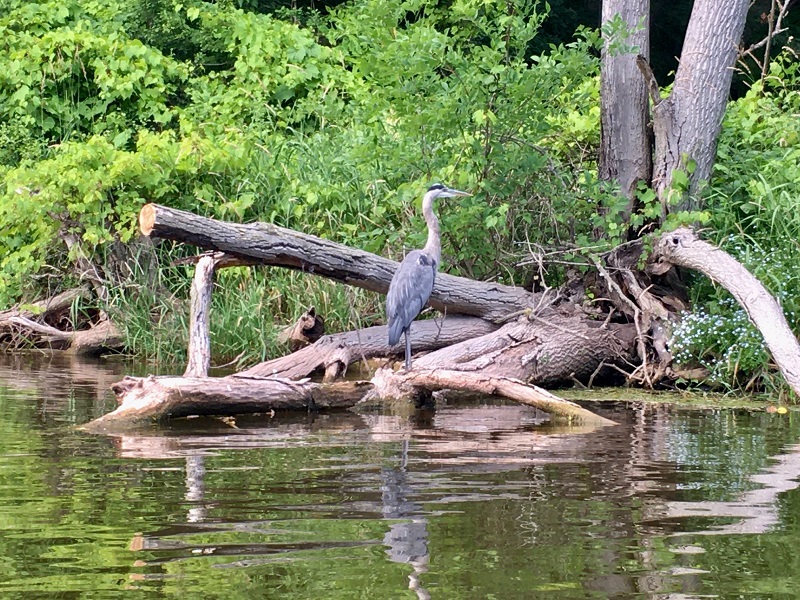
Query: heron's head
xmin=426 ymin=183 xmax=472 ymax=200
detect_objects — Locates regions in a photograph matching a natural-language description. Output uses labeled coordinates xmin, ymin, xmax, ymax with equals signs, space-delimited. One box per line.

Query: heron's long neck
xmin=421 ymin=191 xmax=441 ymax=265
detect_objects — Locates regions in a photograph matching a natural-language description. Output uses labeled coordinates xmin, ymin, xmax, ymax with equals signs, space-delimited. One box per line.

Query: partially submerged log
xmin=83 ymin=367 xmax=615 ymax=430
xmin=82 ymin=375 xmax=372 ymax=430
xmin=369 ymin=368 xmax=617 ymax=426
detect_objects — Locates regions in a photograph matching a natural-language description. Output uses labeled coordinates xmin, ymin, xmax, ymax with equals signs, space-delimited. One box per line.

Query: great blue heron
xmin=386 ymin=183 xmax=471 ymax=371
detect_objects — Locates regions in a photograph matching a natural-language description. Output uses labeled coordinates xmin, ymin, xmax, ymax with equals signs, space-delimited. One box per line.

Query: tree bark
xmin=139 ymin=203 xmax=533 ymax=322
xmin=599 ymin=0 xmax=651 ymax=211
xmin=184 ymin=254 xmax=217 ymax=378
xmin=648 ymin=0 xmax=750 ymax=211
xmin=413 ymin=309 xmax=637 ymax=387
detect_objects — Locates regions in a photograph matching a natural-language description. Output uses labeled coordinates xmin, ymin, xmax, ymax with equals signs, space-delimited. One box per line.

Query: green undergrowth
xmin=1 ymin=0 xmax=799 ymax=393
xmin=0 ymin=0 xmax=603 ymax=364
xmin=109 ymin=264 xmax=383 ymax=369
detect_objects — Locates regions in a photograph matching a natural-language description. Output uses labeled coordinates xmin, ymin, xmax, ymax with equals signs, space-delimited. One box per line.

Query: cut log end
xmin=139 ymin=203 xmax=157 ymax=236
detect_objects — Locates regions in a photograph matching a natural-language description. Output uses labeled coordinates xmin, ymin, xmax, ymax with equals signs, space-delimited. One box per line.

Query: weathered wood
xmin=184 ymin=255 xmax=216 ymax=377
xmin=413 ymin=310 xmax=637 ymax=387
xmin=3 ymin=314 xmax=122 ymax=355
xmin=370 ymin=368 xmax=617 ymax=425
xmin=241 ymin=315 xmax=499 ymax=380
xmin=648 ymin=0 xmax=749 ymax=211
xmin=81 ymin=375 xmax=372 ymax=430
xmin=599 ymin=0 xmax=651 ymax=215
xmin=139 ymin=203 xmax=535 ymax=322
xmin=651 ymin=228 xmax=800 ymax=395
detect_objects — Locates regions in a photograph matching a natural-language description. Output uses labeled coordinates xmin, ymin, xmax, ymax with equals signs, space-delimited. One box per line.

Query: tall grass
xmin=109 ymin=255 xmax=383 ymax=370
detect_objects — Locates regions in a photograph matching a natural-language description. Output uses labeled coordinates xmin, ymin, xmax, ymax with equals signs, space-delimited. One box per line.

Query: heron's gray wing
xmin=386 ymin=250 xmax=437 ymax=346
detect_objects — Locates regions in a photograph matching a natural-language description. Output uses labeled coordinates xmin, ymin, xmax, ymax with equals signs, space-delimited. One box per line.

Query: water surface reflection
xmin=0 ymin=355 xmax=798 ymax=598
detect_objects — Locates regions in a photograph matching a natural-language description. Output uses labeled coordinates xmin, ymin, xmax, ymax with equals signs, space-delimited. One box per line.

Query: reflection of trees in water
xmin=104 ymin=402 xmax=800 ymax=596
xmin=0 ymin=353 xmax=124 ymax=424
xmin=185 ymin=454 xmax=207 ymax=523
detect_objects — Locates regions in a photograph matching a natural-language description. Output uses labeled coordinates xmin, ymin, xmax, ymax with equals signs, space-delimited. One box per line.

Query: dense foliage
xmin=0 ymin=0 xmax=798 ymax=390
xmin=0 ymin=0 xmax=603 ymax=362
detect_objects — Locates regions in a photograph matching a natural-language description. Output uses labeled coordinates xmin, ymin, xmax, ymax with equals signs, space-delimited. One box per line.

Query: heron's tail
xmin=387 ymin=318 xmax=404 ymax=346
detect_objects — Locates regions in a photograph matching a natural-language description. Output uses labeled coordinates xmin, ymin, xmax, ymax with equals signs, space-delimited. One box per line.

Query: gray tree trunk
xmin=649 ymin=0 xmax=750 ymax=212
xmin=599 ymin=0 xmax=651 ymax=212
xmin=601 ymin=0 xmax=750 ymax=216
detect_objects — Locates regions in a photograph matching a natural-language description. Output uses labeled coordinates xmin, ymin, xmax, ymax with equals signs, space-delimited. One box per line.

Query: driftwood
xmin=139 ymin=203 xmax=635 ymax=386
xmin=369 ymin=368 xmax=617 ymax=426
xmin=412 ymin=309 xmax=637 ymax=387
xmin=84 ymin=205 xmax=800 ymax=428
xmin=184 ymin=254 xmax=217 ymax=378
xmin=0 ymin=287 xmax=123 ymax=355
xmin=81 ymin=375 xmax=371 ymax=430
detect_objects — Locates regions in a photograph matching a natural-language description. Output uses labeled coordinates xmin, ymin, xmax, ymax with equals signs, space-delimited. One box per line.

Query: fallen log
xmin=139 ymin=203 xmax=535 ymax=322
xmin=81 ymin=375 xmax=372 ymax=431
xmin=369 ymin=368 xmax=618 ymax=426
xmin=2 ymin=311 xmax=123 ymax=355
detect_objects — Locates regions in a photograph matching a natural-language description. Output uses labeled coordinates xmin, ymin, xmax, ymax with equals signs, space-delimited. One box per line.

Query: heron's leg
xmin=404 ymin=328 xmax=412 ymax=371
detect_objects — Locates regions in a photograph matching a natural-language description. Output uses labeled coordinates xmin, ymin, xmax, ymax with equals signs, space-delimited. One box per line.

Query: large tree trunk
xmin=643 ymin=0 xmax=750 ymax=212
xmin=599 ymin=0 xmax=651 ymax=213
xmin=601 ymin=0 xmax=751 ymax=216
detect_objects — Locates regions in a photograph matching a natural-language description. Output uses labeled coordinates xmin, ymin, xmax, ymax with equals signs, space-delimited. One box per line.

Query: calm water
xmin=1 ymin=354 xmax=799 ymax=599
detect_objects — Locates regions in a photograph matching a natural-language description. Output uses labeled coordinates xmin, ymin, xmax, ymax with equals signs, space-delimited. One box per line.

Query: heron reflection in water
xmin=386 ymin=183 xmax=471 ymax=371
xmin=382 ymin=438 xmax=430 ymax=600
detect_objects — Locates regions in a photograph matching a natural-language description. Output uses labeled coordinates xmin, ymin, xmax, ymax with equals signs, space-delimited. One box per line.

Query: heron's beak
xmin=448 ymin=188 xmax=472 ymax=197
